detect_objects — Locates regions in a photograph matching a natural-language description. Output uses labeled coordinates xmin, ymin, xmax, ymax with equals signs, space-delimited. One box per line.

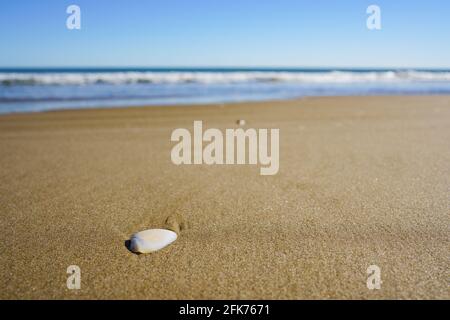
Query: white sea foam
xmin=1 ymin=70 xmax=450 ymax=86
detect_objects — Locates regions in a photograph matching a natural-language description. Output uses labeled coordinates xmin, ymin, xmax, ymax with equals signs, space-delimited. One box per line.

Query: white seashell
xmin=129 ymin=229 xmax=177 ymax=253
xmin=237 ymin=119 xmax=246 ymax=126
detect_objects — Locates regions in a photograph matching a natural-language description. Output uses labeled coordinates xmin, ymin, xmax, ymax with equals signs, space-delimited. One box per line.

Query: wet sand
xmin=0 ymin=96 xmax=449 ymax=299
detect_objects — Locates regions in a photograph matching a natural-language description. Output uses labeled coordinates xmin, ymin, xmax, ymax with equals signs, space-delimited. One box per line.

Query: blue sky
xmin=0 ymin=0 xmax=449 ymax=68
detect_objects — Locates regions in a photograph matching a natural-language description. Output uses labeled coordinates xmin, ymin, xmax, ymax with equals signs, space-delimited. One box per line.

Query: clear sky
xmin=1 ymin=0 xmax=449 ymax=68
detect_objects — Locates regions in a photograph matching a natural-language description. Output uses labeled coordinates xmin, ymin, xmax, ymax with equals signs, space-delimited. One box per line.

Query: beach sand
xmin=0 ymin=96 xmax=449 ymax=299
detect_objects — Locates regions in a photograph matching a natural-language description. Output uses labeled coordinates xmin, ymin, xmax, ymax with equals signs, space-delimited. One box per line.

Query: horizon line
xmin=1 ymin=66 xmax=450 ymax=71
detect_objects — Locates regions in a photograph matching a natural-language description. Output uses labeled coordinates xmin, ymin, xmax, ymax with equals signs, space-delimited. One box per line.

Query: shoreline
xmin=0 ymin=94 xmax=448 ymax=117
xmin=1 ymin=96 xmax=449 ymax=299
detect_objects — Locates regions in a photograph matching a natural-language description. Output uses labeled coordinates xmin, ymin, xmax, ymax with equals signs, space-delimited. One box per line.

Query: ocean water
xmin=1 ymin=68 xmax=450 ymax=114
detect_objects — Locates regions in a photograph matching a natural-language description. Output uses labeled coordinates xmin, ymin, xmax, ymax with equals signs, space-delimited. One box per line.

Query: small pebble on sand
xmin=129 ymin=229 xmax=177 ymax=253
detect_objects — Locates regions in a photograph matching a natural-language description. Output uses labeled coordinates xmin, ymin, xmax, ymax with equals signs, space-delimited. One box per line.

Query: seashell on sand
xmin=129 ymin=229 xmax=177 ymax=253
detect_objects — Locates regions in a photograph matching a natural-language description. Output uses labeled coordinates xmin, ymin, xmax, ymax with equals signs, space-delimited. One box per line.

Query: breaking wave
xmin=2 ymin=70 xmax=450 ymax=86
